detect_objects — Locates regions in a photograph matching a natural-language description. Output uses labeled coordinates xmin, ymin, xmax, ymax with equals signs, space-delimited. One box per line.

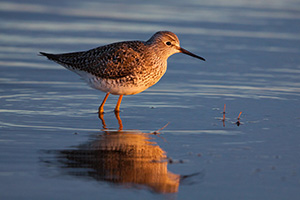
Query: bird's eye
xmin=166 ymin=41 xmax=171 ymax=46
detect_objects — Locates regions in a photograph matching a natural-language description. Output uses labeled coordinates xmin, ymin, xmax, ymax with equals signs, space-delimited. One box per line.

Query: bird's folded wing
xmin=40 ymin=41 xmax=146 ymax=80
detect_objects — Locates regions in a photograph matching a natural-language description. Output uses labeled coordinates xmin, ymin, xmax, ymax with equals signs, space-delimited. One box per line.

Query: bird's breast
xmin=78 ymin=60 xmax=168 ymax=95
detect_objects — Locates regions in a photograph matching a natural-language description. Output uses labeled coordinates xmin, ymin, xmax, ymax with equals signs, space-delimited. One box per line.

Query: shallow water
xmin=1 ymin=0 xmax=300 ymax=199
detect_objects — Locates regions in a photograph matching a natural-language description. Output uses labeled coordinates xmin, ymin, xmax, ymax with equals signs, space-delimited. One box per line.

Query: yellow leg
xmin=114 ymin=95 xmax=123 ymax=113
xmin=98 ymin=93 xmax=110 ymax=114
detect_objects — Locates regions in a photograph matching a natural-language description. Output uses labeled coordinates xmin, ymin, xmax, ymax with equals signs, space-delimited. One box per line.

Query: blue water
xmin=1 ymin=0 xmax=300 ymax=199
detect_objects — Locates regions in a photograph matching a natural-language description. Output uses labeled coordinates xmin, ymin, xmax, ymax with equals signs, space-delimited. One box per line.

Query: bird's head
xmin=146 ymin=31 xmax=205 ymax=61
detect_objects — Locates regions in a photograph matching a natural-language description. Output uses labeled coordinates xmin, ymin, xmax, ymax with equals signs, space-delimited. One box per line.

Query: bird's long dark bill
xmin=180 ymin=47 xmax=205 ymax=61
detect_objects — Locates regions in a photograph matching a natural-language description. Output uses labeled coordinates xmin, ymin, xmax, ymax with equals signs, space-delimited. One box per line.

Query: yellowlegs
xmin=40 ymin=31 xmax=205 ymax=113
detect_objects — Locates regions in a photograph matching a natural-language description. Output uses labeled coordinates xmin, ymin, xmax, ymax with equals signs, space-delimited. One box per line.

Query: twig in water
xmin=236 ymin=112 xmax=242 ymax=126
xmin=222 ymin=104 xmax=226 ymax=127
xmin=152 ymin=122 xmax=170 ymax=135
xmin=151 ymin=122 xmax=170 ymax=143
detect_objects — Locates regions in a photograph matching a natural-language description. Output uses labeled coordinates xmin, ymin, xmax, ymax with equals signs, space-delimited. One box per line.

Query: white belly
xmin=74 ymin=70 xmax=151 ymax=95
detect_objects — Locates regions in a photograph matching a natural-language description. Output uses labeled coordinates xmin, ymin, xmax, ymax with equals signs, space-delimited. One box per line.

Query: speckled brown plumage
xmin=40 ymin=31 xmax=205 ymax=113
xmin=41 ymin=41 xmax=145 ymax=79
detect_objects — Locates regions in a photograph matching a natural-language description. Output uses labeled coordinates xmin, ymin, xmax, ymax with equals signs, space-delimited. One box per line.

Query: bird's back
xmin=40 ymin=41 xmax=148 ymax=80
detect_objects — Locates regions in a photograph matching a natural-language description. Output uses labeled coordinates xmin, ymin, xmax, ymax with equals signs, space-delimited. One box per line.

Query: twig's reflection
xmin=45 ymin=114 xmax=181 ymax=193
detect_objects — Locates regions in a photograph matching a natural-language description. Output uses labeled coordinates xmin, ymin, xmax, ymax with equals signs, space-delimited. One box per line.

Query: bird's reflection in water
xmin=48 ymin=112 xmax=180 ymax=193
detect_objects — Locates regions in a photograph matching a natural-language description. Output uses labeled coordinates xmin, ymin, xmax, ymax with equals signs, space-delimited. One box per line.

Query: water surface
xmin=1 ymin=0 xmax=300 ymax=199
